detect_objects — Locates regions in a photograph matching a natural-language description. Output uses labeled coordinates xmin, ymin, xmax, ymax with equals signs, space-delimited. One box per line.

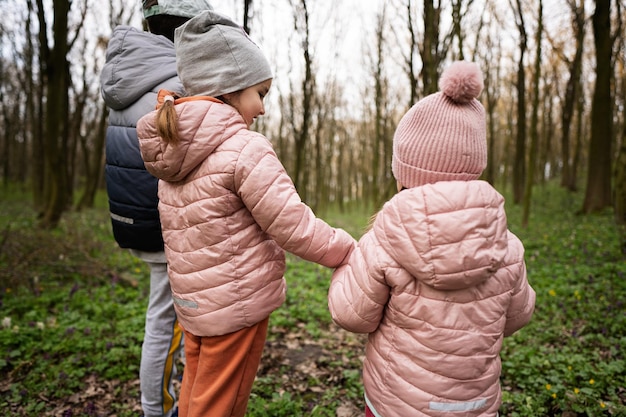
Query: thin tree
xmin=420 ymin=0 xmax=443 ymax=95
xmin=613 ymin=2 xmax=626 ymax=246
xmin=0 ymin=8 xmax=34 ymax=186
xmin=371 ymin=3 xmax=394 ymax=207
xmin=482 ymin=54 xmax=500 ymax=185
xmin=395 ymin=0 xmax=420 ymax=106
xmin=36 ymin=0 xmax=72 ymax=228
xmin=510 ymin=0 xmax=528 ymax=204
xmin=541 ymin=63 xmax=557 ymax=183
xmin=393 ymin=0 xmax=449 ymax=105
xmin=582 ymin=0 xmax=614 ymax=214
xmin=288 ymin=0 xmax=316 ymax=199
xmin=571 ymin=76 xmax=586 ymax=187
xmin=63 ymin=2 xmax=88 ymax=207
xmin=522 ymin=0 xmax=542 ymax=228
xmin=450 ymin=0 xmax=475 ymax=61
xmin=557 ymin=0 xmax=585 ymax=191
xmin=243 ymin=0 xmax=252 ymax=34
xmin=276 ymin=94 xmax=289 ymax=162
xmin=0 ymin=60 xmax=16 ymax=186
xmin=74 ymin=38 xmax=108 ymax=211
xmin=476 ymin=2 xmax=503 ymax=186
xmin=313 ymin=80 xmax=342 ymax=213
xmin=309 ymin=91 xmax=324 ymax=212
xmin=25 ymin=0 xmax=46 ymax=208
xmin=616 ymin=75 xmax=626 ymax=242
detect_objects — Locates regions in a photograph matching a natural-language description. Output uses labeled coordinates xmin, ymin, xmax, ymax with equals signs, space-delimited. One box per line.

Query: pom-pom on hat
xmin=391 ymin=61 xmax=487 ymax=188
xmin=174 ymin=10 xmax=273 ymax=98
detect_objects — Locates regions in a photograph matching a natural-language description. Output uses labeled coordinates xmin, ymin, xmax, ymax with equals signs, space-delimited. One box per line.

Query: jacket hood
xmin=101 ymin=26 xmax=180 ymax=110
xmin=373 ymin=180 xmax=509 ymax=290
xmin=137 ymin=99 xmax=246 ymax=182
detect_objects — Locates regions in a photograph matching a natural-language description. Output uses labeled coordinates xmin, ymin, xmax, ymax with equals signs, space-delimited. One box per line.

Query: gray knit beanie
xmin=174 ymin=10 xmax=273 ymax=97
xmin=392 ymin=61 xmax=487 ymax=188
xmin=142 ymin=0 xmax=213 ymax=19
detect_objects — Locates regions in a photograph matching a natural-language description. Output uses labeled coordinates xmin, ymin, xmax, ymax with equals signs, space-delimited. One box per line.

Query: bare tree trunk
xmin=541 ymin=69 xmax=555 ymax=183
xmin=0 ymin=59 xmax=14 ymax=186
xmin=522 ymin=0 xmax=542 ymax=228
xmin=372 ymin=5 xmax=394 ymax=208
xmin=76 ymin=102 xmax=107 ymax=211
xmin=317 ymin=84 xmax=340 ymax=214
xmin=613 ymin=4 xmax=626 ymax=249
xmin=289 ymin=0 xmax=315 ymax=200
xmin=38 ymin=0 xmax=71 ymax=229
xmin=616 ymin=133 xmax=626 ymax=255
xmin=502 ymin=101 xmax=516 ymax=191
xmin=451 ymin=0 xmax=464 ymax=60
xmin=243 ymin=0 xmax=252 ymax=34
xmin=68 ymin=48 xmax=91 ymax=210
xmin=310 ymin=93 xmax=325 ymax=212
xmin=511 ymin=0 xmax=527 ymax=205
xmin=9 ymin=39 xmax=32 ymax=185
xmin=450 ymin=0 xmax=475 ymax=60
xmin=66 ymin=68 xmax=88 ymax=210
xmin=401 ymin=0 xmax=419 ymax=106
xmin=338 ymin=122 xmax=359 ymax=211
xmin=481 ymin=19 xmax=501 ymax=186
xmin=276 ymin=95 xmax=288 ymax=161
xmin=572 ymin=79 xmax=585 ymax=187
xmin=582 ymin=0 xmax=613 ymax=214
xmin=26 ymin=0 xmax=46 ymax=211
xmin=560 ymin=0 xmax=585 ymax=191
xmin=420 ymin=0 xmax=441 ymax=95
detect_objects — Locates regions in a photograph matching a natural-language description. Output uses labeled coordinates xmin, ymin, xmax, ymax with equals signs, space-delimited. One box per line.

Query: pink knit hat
xmin=392 ymin=61 xmax=487 ymax=188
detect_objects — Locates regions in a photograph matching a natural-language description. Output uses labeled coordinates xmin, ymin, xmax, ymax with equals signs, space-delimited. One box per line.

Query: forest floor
xmin=1 ymin=183 xmax=625 ymax=416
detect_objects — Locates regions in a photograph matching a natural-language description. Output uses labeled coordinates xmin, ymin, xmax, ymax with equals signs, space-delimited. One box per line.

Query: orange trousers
xmin=178 ymin=317 xmax=269 ymax=417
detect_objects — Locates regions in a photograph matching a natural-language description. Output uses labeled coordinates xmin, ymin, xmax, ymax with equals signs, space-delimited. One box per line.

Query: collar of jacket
xmin=156 ymin=89 xmax=223 ymax=109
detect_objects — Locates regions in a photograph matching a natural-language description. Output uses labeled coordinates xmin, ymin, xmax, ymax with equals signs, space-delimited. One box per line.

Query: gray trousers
xmin=131 ymin=250 xmax=183 ymax=417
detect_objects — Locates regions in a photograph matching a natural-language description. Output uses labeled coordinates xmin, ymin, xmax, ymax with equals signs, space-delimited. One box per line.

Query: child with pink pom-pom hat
xmin=328 ymin=61 xmax=536 ymax=417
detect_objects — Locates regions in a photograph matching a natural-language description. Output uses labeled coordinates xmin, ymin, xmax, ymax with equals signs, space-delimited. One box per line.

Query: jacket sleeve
xmin=503 ymin=236 xmax=536 ymax=337
xmin=328 ymin=230 xmax=390 ymax=333
xmin=235 ymin=134 xmax=356 ymax=268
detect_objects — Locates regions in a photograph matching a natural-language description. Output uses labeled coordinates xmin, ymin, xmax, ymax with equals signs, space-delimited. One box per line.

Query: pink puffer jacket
xmin=328 ymin=180 xmax=535 ymax=417
xmin=137 ymin=98 xmax=355 ymax=337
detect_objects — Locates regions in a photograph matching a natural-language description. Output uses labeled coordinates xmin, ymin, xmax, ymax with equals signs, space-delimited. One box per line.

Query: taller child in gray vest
xmin=100 ymin=1 xmax=213 ymax=416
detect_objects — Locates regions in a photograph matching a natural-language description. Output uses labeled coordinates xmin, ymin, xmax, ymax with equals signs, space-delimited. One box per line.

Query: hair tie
xmin=156 ymin=89 xmax=180 ymax=109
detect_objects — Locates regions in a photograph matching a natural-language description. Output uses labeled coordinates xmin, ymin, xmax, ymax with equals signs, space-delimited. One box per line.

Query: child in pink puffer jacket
xmin=137 ymin=10 xmax=355 ymax=417
xmin=328 ymin=61 xmax=535 ymax=417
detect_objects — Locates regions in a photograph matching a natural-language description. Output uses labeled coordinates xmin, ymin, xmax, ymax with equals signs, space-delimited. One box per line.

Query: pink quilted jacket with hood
xmin=328 ymin=180 xmax=535 ymax=417
xmin=136 ymin=98 xmax=355 ymax=337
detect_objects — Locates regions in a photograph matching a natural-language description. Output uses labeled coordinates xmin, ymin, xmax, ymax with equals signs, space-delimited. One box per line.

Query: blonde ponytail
xmin=155 ymin=92 xmax=180 ymax=145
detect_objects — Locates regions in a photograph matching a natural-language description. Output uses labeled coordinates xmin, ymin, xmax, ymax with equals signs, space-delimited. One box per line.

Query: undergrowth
xmin=0 ymin=181 xmax=625 ymax=416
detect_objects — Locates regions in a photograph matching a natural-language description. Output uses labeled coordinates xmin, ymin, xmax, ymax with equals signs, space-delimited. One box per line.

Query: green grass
xmin=499 ymin=186 xmax=626 ymax=416
xmin=0 ymin=182 xmax=625 ymax=416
